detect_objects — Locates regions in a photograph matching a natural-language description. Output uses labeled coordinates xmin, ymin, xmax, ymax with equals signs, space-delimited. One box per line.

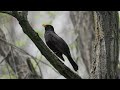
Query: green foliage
xmin=15 ymin=40 xmax=26 ymax=47
xmin=0 ymin=74 xmax=16 ymax=79
xmin=47 ymin=11 xmax=56 ymax=16
xmin=0 ymin=64 xmax=16 ymax=79
xmin=0 ymin=13 xmax=12 ymax=25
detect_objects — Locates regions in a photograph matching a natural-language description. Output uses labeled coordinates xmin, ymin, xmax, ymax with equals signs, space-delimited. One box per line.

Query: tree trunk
xmin=70 ymin=11 xmax=94 ymax=75
xmin=90 ymin=11 xmax=119 ymax=79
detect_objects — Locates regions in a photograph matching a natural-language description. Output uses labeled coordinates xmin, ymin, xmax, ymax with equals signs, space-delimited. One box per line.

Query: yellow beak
xmin=42 ymin=24 xmax=46 ymax=27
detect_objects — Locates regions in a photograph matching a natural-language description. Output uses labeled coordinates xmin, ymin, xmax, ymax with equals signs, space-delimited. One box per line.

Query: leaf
xmin=15 ymin=40 xmax=26 ymax=47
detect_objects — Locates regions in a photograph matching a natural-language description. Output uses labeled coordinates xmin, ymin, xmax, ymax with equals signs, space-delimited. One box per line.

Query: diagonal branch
xmin=0 ymin=11 xmax=81 ymax=79
xmin=0 ymin=37 xmax=59 ymax=75
xmin=0 ymin=11 xmax=13 ymax=15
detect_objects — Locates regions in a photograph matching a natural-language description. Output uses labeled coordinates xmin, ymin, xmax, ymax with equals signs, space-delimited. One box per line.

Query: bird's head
xmin=42 ymin=24 xmax=54 ymax=32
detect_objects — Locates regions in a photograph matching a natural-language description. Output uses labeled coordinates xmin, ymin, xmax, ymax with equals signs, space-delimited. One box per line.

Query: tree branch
xmin=0 ymin=11 xmax=81 ymax=79
xmin=0 ymin=28 xmax=42 ymax=79
xmin=26 ymin=58 xmax=41 ymax=79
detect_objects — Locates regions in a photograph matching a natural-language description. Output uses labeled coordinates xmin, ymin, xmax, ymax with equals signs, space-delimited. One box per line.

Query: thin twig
xmin=0 ymin=49 xmax=11 ymax=64
xmin=0 ymin=37 xmax=60 ymax=75
xmin=26 ymin=58 xmax=42 ymax=79
xmin=36 ymin=59 xmax=59 ymax=74
xmin=6 ymin=63 xmax=12 ymax=79
xmin=32 ymin=58 xmax=43 ymax=78
xmin=10 ymin=47 xmax=18 ymax=78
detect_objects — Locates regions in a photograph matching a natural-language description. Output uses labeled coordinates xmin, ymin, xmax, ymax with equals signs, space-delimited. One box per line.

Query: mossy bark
xmin=90 ymin=11 xmax=119 ymax=79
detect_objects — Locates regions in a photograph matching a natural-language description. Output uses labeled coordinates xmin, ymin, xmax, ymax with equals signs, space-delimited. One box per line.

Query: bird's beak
xmin=42 ymin=24 xmax=46 ymax=27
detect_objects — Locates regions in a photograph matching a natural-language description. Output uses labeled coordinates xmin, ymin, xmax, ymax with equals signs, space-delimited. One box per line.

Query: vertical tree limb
xmin=70 ymin=11 xmax=94 ymax=75
xmin=90 ymin=11 xmax=119 ymax=79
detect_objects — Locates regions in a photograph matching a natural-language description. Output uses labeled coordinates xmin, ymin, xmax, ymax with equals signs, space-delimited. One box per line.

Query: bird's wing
xmin=51 ymin=33 xmax=70 ymax=55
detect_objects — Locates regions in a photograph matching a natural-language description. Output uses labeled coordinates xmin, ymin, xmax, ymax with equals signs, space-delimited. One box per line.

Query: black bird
xmin=42 ymin=24 xmax=78 ymax=71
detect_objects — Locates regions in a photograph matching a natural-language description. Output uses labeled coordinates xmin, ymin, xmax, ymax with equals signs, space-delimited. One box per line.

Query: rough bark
xmin=0 ymin=11 xmax=81 ymax=79
xmin=90 ymin=11 xmax=119 ymax=79
xmin=70 ymin=11 xmax=94 ymax=75
xmin=0 ymin=28 xmax=41 ymax=79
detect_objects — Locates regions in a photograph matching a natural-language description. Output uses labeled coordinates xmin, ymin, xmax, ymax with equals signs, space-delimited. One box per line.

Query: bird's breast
xmin=44 ymin=31 xmax=53 ymax=42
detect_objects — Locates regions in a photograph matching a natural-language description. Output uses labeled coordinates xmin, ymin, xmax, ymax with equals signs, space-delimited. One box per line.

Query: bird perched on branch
xmin=42 ymin=24 xmax=78 ymax=71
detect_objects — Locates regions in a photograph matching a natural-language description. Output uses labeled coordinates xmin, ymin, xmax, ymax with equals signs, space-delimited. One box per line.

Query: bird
xmin=42 ymin=24 xmax=78 ymax=71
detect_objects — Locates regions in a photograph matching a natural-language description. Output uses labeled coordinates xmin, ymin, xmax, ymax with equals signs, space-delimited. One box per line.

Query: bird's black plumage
xmin=43 ymin=25 xmax=78 ymax=71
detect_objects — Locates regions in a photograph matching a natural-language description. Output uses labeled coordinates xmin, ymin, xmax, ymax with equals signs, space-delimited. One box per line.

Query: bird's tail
xmin=67 ymin=55 xmax=78 ymax=71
